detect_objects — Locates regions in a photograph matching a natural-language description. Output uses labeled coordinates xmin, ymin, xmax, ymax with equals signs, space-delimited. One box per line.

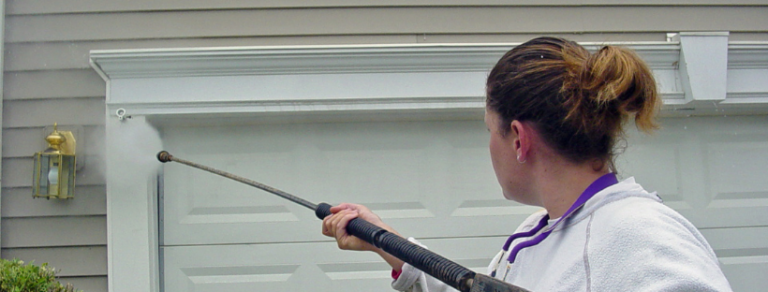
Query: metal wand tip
xmin=157 ymin=151 xmax=172 ymax=163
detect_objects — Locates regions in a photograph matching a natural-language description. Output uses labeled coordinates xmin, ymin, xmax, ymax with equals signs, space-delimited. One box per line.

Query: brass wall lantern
xmin=33 ymin=123 xmax=76 ymax=199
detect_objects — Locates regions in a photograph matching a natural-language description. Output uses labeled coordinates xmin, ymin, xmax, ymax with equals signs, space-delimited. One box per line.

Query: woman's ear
xmin=510 ymin=120 xmax=530 ymax=163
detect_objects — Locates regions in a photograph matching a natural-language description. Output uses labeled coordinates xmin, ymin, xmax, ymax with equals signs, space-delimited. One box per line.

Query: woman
xmin=322 ymin=37 xmax=732 ymax=291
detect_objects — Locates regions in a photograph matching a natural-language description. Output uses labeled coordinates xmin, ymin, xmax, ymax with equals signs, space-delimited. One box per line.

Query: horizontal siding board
xmin=415 ymin=32 xmax=668 ymax=44
xmin=4 ymin=36 xmax=419 ymax=72
xmin=1 ymin=185 xmax=106 ymax=218
xmin=1 ymin=216 xmax=106 ymax=248
xmin=57 ymin=276 xmax=107 ymax=292
xmin=2 ymin=125 xmax=103 ymax=158
xmin=2 ymin=156 xmax=105 ymax=188
xmin=2 ymin=97 xmax=105 ymax=128
xmin=3 ymin=70 xmax=105 ymax=100
xmin=1 ymin=127 xmax=47 ymax=157
xmin=1 ymin=246 xmax=107 ymax=277
xmin=6 ymin=0 xmax=768 ymax=15
xmin=730 ymin=32 xmax=768 ymax=41
xmin=6 ymin=7 xmax=768 ymax=43
xmin=4 ymin=33 xmax=673 ymax=72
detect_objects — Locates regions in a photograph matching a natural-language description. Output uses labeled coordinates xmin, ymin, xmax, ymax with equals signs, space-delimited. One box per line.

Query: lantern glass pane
xmin=38 ymin=154 xmax=51 ymax=196
xmin=47 ymin=155 xmax=61 ymax=196
xmin=60 ymin=155 xmax=76 ymax=198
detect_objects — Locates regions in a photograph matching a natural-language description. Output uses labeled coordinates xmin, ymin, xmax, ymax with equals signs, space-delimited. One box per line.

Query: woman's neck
xmin=535 ymin=160 xmax=610 ymax=219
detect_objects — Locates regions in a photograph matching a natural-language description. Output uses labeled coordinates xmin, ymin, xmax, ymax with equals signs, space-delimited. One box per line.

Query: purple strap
xmin=501 ymin=215 xmax=549 ymax=251
xmin=505 ymin=173 xmax=618 ymax=263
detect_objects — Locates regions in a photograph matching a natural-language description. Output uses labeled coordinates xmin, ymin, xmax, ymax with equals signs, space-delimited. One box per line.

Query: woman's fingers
xmin=322 ymin=203 xmax=399 ymax=252
xmin=322 ymin=209 xmax=353 ymax=236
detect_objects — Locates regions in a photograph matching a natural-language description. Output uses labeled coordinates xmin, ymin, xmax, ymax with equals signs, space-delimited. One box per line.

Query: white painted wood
xmin=618 ymin=116 xmax=768 ymax=227
xmin=160 ymin=115 xmax=768 ymax=291
xmin=91 ymin=43 xmax=768 ymax=118
xmin=724 ymin=43 xmax=768 ymax=106
xmin=104 ymin=115 xmax=162 ymax=292
xmin=163 ymin=237 xmax=504 ymax=292
xmin=701 ymin=227 xmax=768 ymax=292
xmin=728 ymin=43 xmax=768 ymax=70
xmin=678 ymin=32 xmax=730 ymax=104
xmin=1 ymin=216 xmax=106 ymax=247
xmin=163 ymin=227 xmax=768 ymax=292
xmin=160 ymin=120 xmax=520 ymax=246
xmin=91 ymin=43 xmax=678 ymax=79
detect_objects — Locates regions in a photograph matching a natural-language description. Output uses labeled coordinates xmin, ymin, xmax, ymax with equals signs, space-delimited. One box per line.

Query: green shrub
xmin=0 ymin=258 xmax=80 ymax=292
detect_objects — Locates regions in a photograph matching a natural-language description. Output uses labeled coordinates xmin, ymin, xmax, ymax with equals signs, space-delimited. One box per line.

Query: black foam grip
xmin=316 ymin=202 xmax=333 ymax=219
xmin=373 ymin=231 xmax=474 ymax=292
xmin=315 ymin=202 xmax=474 ymax=292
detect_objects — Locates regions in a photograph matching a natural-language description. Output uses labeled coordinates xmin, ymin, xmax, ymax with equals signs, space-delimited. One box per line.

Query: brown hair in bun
xmin=486 ymin=37 xmax=660 ymax=170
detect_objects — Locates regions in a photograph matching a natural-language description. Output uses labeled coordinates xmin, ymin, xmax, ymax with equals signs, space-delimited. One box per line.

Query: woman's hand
xmin=321 ymin=203 xmax=405 ymax=271
xmin=322 ymin=203 xmax=390 ymax=251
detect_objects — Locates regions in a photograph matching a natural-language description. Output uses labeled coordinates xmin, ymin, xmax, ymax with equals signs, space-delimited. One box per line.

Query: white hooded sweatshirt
xmin=391 ymin=177 xmax=732 ymax=292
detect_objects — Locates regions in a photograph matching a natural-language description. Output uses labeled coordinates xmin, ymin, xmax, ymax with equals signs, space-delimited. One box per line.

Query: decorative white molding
xmin=90 ymin=43 xmax=680 ymax=79
xmin=728 ymin=43 xmax=768 ymax=70
xmin=91 ymin=40 xmax=768 ymax=118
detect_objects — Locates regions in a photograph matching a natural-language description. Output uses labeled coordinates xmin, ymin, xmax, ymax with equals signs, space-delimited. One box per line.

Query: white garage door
xmin=159 ymin=115 xmax=768 ymax=292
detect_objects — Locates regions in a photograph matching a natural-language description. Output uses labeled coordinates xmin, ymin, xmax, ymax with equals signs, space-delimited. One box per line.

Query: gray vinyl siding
xmin=0 ymin=0 xmax=5 ymax=265
xmin=1 ymin=2 xmax=766 ymax=292
xmin=6 ymin=7 xmax=768 ymax=43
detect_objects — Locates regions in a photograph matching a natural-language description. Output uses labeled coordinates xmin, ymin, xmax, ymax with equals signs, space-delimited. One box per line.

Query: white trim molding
xmin=90 ymin=34 xmax=768 ymax=292
xmin=91 ymin=40 xmax=768 ymax=120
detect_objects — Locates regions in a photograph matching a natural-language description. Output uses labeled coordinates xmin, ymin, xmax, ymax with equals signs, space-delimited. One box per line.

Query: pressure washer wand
xmin=157 ymin=151 xmax=318 ymax=210
xmin=157 ymin=151 xmax=529 ymax=292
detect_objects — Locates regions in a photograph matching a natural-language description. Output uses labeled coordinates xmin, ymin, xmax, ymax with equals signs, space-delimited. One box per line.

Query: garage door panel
xmin=618 ymin=117 xmax=768 ymax=228
xmin=720 ymin=261 xmax=768 ymax=292
xmin=161 ymin=120 xmax=527 ymax=245
xmin=162 ymin=237 xmax=503 ymax=292
xmin=707 ymin=140 xmax=768 ymax=212
xmin=702 ymin=227 xmax=768 ymax=251
xmin=161 ymin=116 xmax=768 ymax=290
xmin=679 ymin=206 xmax=768 ymax=229
xmin=617 ymin=139 xmax=682 ymax=198
xmin=707 ymin=227 xmax=768 ymax=292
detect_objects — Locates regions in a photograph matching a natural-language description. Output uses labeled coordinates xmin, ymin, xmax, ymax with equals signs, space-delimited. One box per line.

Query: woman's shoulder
xmin=589 ymin=195 xmax=708 ymax=247
xmin=591 ymin=195 xmax=697 ymax=235
xmin=585 ymin=196 xmax=732 ymax=291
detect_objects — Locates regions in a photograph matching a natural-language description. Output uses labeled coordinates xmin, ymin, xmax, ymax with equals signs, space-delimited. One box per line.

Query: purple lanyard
xmin=502 ymin=173 xmax=618 ymax=264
